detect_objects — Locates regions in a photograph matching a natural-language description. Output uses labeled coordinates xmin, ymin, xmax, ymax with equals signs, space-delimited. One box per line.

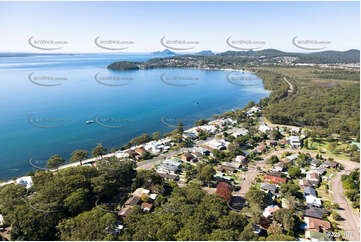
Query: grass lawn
xmin=303 ymin=137 xmax=351 ymax=160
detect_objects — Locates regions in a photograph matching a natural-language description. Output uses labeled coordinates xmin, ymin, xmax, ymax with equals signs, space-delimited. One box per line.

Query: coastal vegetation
xmin=341 ymin=168 xmax=360 ymax=209
xmin=255 ymin=68 xmax=360 ymax=138
xmin=0 ymin=161 xmax=136 ymax=240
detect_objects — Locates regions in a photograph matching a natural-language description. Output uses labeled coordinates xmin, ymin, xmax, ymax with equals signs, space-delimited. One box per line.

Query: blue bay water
xmin=0 ymin=53 xmax=269 ymax=180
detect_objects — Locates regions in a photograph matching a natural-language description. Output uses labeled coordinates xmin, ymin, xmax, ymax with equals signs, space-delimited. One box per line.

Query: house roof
xmin=260 ymin=183 xmax=277 ymax=192
xmin=219 ymin=164 xmax=236 ymax=172
xmin=308 ymin=173 xmax=320 ymax=180
xmin=135 ymin=147 xmax=147 ymax=155
xmin=156 ymin=172 xmax=178 ymax=180
xmin=306 ymin=196 xmax=322 ymax=207
xmin=323 ymin=161 xmax=338 ymax=168
xmin=236 ymin=155 xmax=246 ymax=162
xmin=303 ymin=206 xmax=326 ymax=219
xmin=310 ymin=159 xmax=321 ymax=166
xmin=182 ymin=152 xmax=194 ymax=159
xmin=304 ymin=186 xmax=317 ymax=197
xmin=266 ymin=171 xmax=283 ymax=178
xmin=263 ymin=205 xmax=280 ymax=217
xmin=125 ymin=196 xmax=140 ymax=206
xmin=300 ymin=179 xmax=313 ymax=187
xmin=132 ymin=188 xmax=150 ymax=197
xmin=141 ymin=202 xmax=153 ymax=209
xmin=118 ymin=206 xmax=132 ymax=217
xmin=282 ymin=158 xmax=291 ymax=164
xmin=305 ymin=217 xmax=331 ymax=231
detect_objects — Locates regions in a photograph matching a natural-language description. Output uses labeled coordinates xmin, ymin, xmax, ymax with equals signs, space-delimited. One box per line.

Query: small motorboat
xmin=86 ymin=120 xmax=95 ymax=124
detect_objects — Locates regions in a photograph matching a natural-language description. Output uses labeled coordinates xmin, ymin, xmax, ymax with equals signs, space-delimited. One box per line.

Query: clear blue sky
xmin=0 ymin=1 xmax=359 ymax=53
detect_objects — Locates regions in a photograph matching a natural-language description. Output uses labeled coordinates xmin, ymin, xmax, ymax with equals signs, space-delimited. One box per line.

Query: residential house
xmin=216 ymin=164 xmax=236 ymax=174
xmin=321 ymin=161 xmax=338 ymax=169
xmin=304 ymin=217 xmax=331 ymax=232
xmin=309 ymin=159 xmax=322 ymax=168
xmin=183 ymin=132 xmax=198 ymax=140
xmin=306 ymin=195 xmax=322 ymax=208
xmin=141 ymin=202 xmax=153 ymax=212
xmin=273 ymin=164 xmax=284 ymax=172
xmin=135 ymin=147 xmax=148 ymax=158
xmin=0 ymin=214 xmax=3 ymax=227
xmin=247 ymin=106 xmax=261 ymax=116
xmin=192 ymin=147 xmax=210 ymax=156
xmin=281 ymin=157 xmax=291 ymax=165
xmin=181 ymin=152 xmax=197 ymax=162
xmin=266 ymin=140 xmax=277 ymax=147
xmin=132 ymin=188 xmax=150 ymax=198
xmin=156 ymin=172 xmax=179 ymax=181
xmin=223 ymin=162 xmax=240 ymax=169
xmin=287 ymin=136 xmax=301 ymax=148
xmin=304 ymin=186 xmax=317 ymax=197
xmin=290 ymin=127 xmax=301 ymax=134
xmin=156 ymin=163 xmax=179 ymax=174
xmin=259 ymin=124 xmax=271 ymax=133
xmin=262 ymin=205 xmax=280 ymax=218
xmin=149 ymin=193 xmax=157 ymax=200
xmin=306 ymin=172 xmax=321 ymax=186
xmin=299 ymin=179 xmax=313 ymax=188
xmin=235 ymin=155 xmax=247 ymax=167
xmin=264 ymin=172 xmax=286 ymax=184
xmin=118 ymin=207 xmax=133 ymax=218
xmin=16 ymin=176 xmax=33 ymax=189
xmin=206 ymin=139 xmax=228 ymax=150
xmin=303 ymin=206 xmax=328 ymax=219
xmin=279 ymin=139 xmax=288 ymax=147
xmin=156 ymin=158 xmax=182 ymax=174
xmin=144 ymin=139 xmax=171 ymax=154
xmin=260 ymin=183 xmax=277 ymax=194
xmin=255 ymin=143 xmax=267 ymax=154
xmin=232 ymin=128 xmax=249 ymax=138
xmin=124 ymin=196 xmax=140 ymax=207
xmin=286 ymin=153 xmax=298 ymax=162
xmin=309 ymin=168 xmax=327 ymax=176
xmin=126 ymin=150 xmax=140 ymax=160
xmin=115 ymin=151 xmax=129 ymax=159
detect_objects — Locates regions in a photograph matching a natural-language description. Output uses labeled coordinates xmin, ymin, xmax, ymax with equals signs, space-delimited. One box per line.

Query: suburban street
xmin=331 ymin=171 xmax=360 ymax=241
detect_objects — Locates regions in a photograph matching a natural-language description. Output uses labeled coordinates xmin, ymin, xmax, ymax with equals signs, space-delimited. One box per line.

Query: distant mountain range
xmin=217 ymin=49 xmax=360 ymax=64
xmin=1 ymin=49 xmax=359 ymax=63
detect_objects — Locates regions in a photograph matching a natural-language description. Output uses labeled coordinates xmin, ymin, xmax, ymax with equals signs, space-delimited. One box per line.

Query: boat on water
xmin=86 ymin=120 xmax=95 ymax=124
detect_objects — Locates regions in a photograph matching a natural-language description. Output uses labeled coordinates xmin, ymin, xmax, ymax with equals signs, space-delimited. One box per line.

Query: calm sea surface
xmin=0 ymin=53 xmax=270 ymax=180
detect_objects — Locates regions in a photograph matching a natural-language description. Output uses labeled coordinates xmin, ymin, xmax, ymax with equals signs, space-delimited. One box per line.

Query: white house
xmin=206 ymin=139 xmax=229 ymax=150
xmin=246 ymin=106 xmax=261 ymax=116
xmin=232 ymin=128 xmax=249 ymax=138
xmin=287 ymin=136 xmax=301 ymax=148
xmin=115 ymin=151 xmax=130 ymax=159
xmin=259 ymin=124 xmax=271 ymax=133
xmin=262 ymin=205 xmax=280 ymax=217
xmin=16 ymin=176 xmax=33 ymax=189
xmin=144 ymin=138 xmax=171 ymax=154
xmin=149 ymin=194 xmax=158 ymax=200
xmin=0 ymin=214 xmax=4 ymax=226
xmin=286 ymin=153 xmax=298 ymax=161
xmin=306 ymin=195 xmax=322 ymax=207
xmin=200 ymin=125 xmax=218 ymax=134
